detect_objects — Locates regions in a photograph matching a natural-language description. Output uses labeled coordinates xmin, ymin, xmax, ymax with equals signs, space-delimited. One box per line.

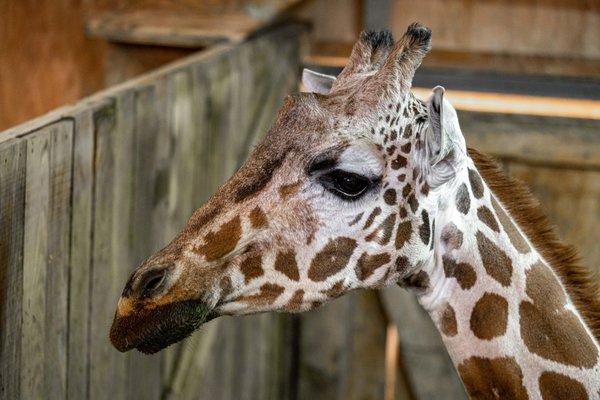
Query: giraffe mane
xmin=468 ymin=147 xmax=600 ymax=343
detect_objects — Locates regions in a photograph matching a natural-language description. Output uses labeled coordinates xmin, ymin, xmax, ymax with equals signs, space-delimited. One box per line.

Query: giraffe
xmin=109 ymin=23 xmax=600 ymax=398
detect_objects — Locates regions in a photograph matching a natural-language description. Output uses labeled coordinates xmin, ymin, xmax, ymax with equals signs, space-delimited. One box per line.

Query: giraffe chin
xmin=109 ymin=299 xmax=217 ymax=354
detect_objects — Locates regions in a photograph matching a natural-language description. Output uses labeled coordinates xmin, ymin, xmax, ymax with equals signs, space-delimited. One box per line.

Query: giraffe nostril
xmin=135 ymin=265 xmax=171 ymax=299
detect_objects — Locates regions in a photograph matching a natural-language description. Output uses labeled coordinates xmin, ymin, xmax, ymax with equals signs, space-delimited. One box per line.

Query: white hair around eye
xmin=336 ymin=142 xmax=384 ymax=179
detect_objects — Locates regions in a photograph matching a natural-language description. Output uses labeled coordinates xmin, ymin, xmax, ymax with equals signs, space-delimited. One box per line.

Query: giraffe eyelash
xmin=318 ymin=169 xmax=380 ymax=201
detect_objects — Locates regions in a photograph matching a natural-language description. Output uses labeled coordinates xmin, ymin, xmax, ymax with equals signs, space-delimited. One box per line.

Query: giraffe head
xmin=110 ymin=23 xmax=468 ymax=354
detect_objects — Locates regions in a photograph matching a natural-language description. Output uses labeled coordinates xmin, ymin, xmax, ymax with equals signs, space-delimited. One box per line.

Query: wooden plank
xmin=0 ymin=140 xmax=27 ymax=399
xmin=89 ymin=99 xmax=129 ymax=400
xmin=67 ymin=105 xmax=106 ymax=399
xmin=21 ymin=121 xmax=73 ymax=400
xmin=380 ymin=287 xmax=466 ymax=400
xmin=45 ymin=122 xmax=73 ymax=399
xmin=85 ymin=2 xmax=305 ymax=47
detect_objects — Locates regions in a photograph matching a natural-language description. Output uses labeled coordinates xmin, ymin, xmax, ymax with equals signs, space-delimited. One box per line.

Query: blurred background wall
xmin=2 ymin=0 xmax=598 ymax=131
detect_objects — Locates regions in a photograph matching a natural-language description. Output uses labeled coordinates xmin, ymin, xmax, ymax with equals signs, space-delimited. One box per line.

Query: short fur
xmin=469 ymin=147 xmax=600 ymax=342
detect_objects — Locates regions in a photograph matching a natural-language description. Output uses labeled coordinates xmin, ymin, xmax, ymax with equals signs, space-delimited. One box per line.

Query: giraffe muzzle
xmin=109 ymin=298 xmax=217 ymax=354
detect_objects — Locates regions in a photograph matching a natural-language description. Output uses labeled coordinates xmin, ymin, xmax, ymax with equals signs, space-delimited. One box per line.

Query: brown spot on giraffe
xmin=419 ymin=209 xmax=431 ymax=245
xmin=395 ymin=221 xmax=412 ymax=249
xmin=402 ymin=270 xmax=430 ymax=290
xmin=249 ymin=206 xmax=268 ymax=229
xmin=400 ymin=141 xmax=411 ymax=153
xmin=308 ymin=237 xmax=357 ymax=282
xmin=193 ymin=216 xmax=242 ymax=262
xmin=441 ymin=222 xmax=463 ymax=251
xmin=525 ymin=261 xmax=566 ymax=307
xmin=356 ymin=252 xmax=391 ymax=281
xmin=239 ymin=254 xmax=264 ymax=283
xmin=468 ymin=168 xmax=485 ymax=199
xmin=442 ymin=256 xmax=476 ymax=290
xmin=455 ymin=183 xmax=471 ymax=214
xmin=477 ymin=205 xmax=499 ymax=232
xmin=383 ymin=188 xmax=397 ymax=205
xmin=491 ymin=196 xmax=530 ymax=254
xmin=538 ymin=371 xmax=588 ymax=400
xmin=476 ymin=231 xmax=513 ymax=287
xmin=519 ymin=262 xmax=598 ymax=368
xmin=363 ymin=207 xmax=381 ymax=229
xmin=240 ymin=283 xmax=285 ymax=306
xmin=279 ymin=181 xmax=302 ymax=199
xmin=365 ymin=213 xmax=396 ymax=245
xmin=284 ymin=289 xmax=305 ymax=312
xmin=391 ymin=154 xmax=407 ymax=169
xmin=440 ymin=303 xmax=458 ymax=337
xmin=274 ymin=250 xmax=300 ymax=281
xmin=408 ymin=194 xmax=418 ymax=213
xmin=402 ymin=184 xmax=412 ymax=198
xmin=457 ymin=356 xmax=529 ymax=400
xmin=470 ymin=292 xmax=509 ymax=340
xmin=399 ymin=206 xmax=407 ymax=219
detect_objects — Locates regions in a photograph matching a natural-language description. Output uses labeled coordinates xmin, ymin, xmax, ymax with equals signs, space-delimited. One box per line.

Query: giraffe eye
xmin=319 ymin=169 xmax=374 ymax=200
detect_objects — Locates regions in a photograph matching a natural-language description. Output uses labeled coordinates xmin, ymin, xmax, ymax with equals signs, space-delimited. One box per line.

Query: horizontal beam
xmin=412 ymin=88 xmax=600 ymax=121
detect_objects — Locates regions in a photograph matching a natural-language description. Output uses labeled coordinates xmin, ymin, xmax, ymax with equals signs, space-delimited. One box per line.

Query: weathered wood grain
xmin=67 ymin=105 xmax=102 ymax=400
xmin=21 ymin=122 xmax=73 ymax=400
xmin=0 ymin=140 xmax=26 ymax=399
xmin=88 ymin=100 xmax=129 ymax=400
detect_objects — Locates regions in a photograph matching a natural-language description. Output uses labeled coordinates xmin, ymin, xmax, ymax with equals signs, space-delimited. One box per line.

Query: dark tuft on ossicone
xmin=405 ymin=22 xmax=432 ymax=47
xmin=360 ymin=30 xmax=395 ymax=51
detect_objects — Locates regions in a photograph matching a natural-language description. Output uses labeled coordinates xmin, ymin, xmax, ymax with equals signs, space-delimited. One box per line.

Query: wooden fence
xmin=2 ymin=20 xmax=599 ymax=400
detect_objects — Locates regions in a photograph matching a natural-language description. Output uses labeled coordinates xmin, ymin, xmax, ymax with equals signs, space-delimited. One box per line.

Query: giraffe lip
xmin=110 ymin=299 xmax=217 ymax=354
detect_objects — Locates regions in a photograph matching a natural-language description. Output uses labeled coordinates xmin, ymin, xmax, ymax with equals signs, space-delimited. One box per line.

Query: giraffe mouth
xmin=109 ymin=299 xmax=217 ymax=354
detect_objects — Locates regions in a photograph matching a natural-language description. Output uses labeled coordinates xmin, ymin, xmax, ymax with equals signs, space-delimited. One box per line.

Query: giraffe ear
xmin=425 ymin=86 xmax=467 ymax=187
xmin=302 ymin=69 xmax=336 ymax=95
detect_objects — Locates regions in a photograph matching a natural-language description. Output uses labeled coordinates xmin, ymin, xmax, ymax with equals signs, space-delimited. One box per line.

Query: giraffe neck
xmin=415 ymin=158 xmax=600 ymax=399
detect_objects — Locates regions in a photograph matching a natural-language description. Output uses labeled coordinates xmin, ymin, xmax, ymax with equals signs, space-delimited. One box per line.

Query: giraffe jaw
xmin=109 ymin=299 xmax=217 ymax=354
